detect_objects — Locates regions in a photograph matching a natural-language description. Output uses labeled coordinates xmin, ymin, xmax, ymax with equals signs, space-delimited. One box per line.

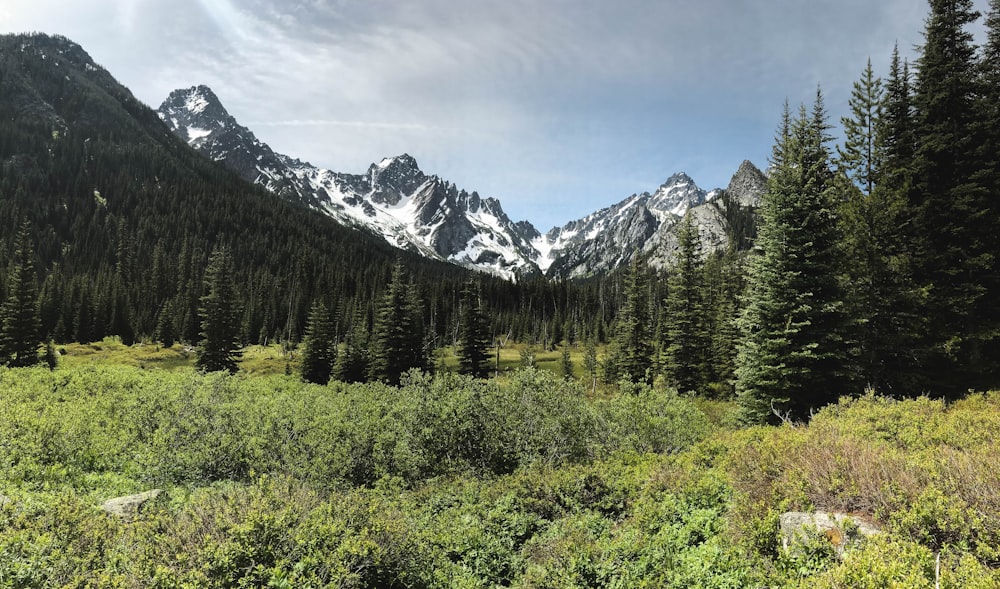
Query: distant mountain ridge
xmin=535 ymin=172 xmax=718 ymax=277
xmin=159 ymin=86 xmax=542 ymax=279
xmin=159 ymin=85 xmax=765 ymax=279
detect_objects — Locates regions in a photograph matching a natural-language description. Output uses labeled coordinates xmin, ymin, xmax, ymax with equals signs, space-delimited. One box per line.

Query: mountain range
xmin=159 ymin=86 xmax=766 ymax=279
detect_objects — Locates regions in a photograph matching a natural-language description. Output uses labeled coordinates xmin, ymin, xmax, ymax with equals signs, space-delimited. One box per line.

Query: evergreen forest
xmin=1 ymin=0 xmax=1000 ymax=586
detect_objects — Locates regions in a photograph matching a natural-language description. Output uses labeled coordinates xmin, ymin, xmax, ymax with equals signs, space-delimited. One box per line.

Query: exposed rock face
xmin=779 ymin=511 xmax=882 ymax=558
xmin=101 ymin=489 xmax=162 ymax=518
xmin=645 ymin=160 xmax=766 ymax=269
xmin=726 ymin=159 xmax=769 ymax=208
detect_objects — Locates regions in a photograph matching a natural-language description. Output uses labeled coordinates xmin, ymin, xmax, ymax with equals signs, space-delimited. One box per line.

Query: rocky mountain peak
xmin=661 ymin=171 xmax=695 ymax=187
xmin=725 ymin=160 xmax=768 ymax=207
xmin=648 ymin=171 xmax=708 ymax=217
xmin=367 ymin=154 xmax=428 ymax=203
xmin=158 ymin=85 xmax=235 ymax=142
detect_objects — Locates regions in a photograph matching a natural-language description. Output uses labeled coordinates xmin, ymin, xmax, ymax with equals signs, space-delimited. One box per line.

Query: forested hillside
xmin=0 ymin=33 xmax=626 ymax=358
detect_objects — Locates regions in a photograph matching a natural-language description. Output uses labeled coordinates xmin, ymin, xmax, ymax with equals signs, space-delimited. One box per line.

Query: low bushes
xmin=722 ymin=392 xmax=1000 ymax=583
xmin=2 ymin=366 xmax=999 ymax=586
xmin=0 ymin=365 xmax=710 ymax=490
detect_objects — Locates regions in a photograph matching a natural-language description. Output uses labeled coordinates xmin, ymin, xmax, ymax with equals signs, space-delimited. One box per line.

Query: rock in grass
xmin=101 ymin=489 xmax=162 ymax=518
xmin=779 ymin=511 xmax=881 ymax=557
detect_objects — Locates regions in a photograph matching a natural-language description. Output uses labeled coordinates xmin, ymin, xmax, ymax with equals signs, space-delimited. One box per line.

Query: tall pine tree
xmin=0 ymin=223 xmax=42 ymax=367
xmin=368 ymin=261 xmax=427 ymax=385
xmin=735 ymin=95 xmax=853 ymax=424
xmin=664 ymin=213 xmax=709 ymax=393
xmin=976 ymin=0 xmax=1000 ymax=387
xmin=300 ymin=300 xmax=336 ymax=385
xmin=333 ymin=305 xmax=369 ymax=383
xmin=836 ymin=58 xmax=914 ymax=392
xmin=196 ymin=248 xmax=242 ymax=374
xmin=606 ymin=255 xmax=653 ymax=383
xmin=908 ymin=0 xmax=994 ymax=393
xmin=702 ymin=249 xmax=743 ymax=396
xmin=837 ymin=59 xmax=884 ymax=195
xmin=456 ymin=280 xmax=491 ymax=378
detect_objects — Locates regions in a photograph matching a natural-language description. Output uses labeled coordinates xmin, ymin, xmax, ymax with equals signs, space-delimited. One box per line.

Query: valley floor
xmin=0 ymin=360 xmax=998 ymax=587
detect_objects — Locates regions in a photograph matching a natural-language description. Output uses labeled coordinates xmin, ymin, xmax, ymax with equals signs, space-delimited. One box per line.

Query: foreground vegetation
xmin=1 ymin=364 xmax=998 ymax=587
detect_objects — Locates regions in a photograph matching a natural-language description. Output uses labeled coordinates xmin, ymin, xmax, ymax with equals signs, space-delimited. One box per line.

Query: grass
xmin=57 ymin=338 xmax=300 ymax=376
xmin=55 ymin=338 xmax=609 ymax=382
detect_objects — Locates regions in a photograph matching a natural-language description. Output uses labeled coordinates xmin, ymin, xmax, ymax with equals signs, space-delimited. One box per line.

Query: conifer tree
xmin=977 ymin=0 xmax=1000 ymax=385
xmin=0 ymin=222 xmax=42 ymax=367
xmin=43 ymin=340 xmax=58 ymax=370
xmin=664 ymin=213 xmax=709 ymax=393
xmin=837 ymin=59 xmax=885 ymax=388
xmin=838 ymin=59 xmax=884 ymax=194
xmin=882 ymin=46 xmax=915 ymax=192
xmin=702 ymin=249 xmax=744 ymax=396
xmin=838 ymin=55 xmax=919 ymax=392
xmin=607 ymin=256 xmax=653 ymax=383
xmin=735 ymin=95 xmax=853 ymax=424
xmin=368 ymin=262 xmax=426 ymax=385
xmin=583 ymin=337 xmax=599 ymax=381
xmin=300 ymin=300 xmax=336 ymax=384
xmin=456 ymin=280 xmax=490 ymax=378
xmin=333 ymin=305 xmax=369 ymax=383
xmin=196 ymin=247 xmax=242 ymax=374
xmin=560 ymin=344 xmax=574 ymax=380
xmin=908 ymin=0 xmax=994 ymax=392
xmin=156 ymin=298 xmax=176 ymax=348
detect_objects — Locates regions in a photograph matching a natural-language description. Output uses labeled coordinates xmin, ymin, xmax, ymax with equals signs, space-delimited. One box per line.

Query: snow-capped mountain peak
xmin=648 ymin=172 xmax=709 ymax=218
xmin=157 ymin=87 xmax=542 ymax=279
xmin=158 ymin=84 xmax=762 ymax=281
xmin=532 ymin=169 xmax=718 ymax=277
xmin=158 ymin=85 xmax=235 ymax=146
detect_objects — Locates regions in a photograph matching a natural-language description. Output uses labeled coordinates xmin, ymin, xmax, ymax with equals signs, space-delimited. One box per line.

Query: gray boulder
xmin=779 ymin=511 xmax=881 ymax=558
xmin=101 ymin=489 xmax=162 ymax=518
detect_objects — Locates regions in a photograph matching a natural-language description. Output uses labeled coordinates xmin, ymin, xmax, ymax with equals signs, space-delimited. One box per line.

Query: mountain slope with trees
xmin=0 ymin=33 xmax=617 ymax=358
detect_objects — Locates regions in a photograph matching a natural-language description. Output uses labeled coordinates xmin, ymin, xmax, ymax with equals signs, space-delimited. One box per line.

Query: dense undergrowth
xmin=1 ymin=365 xmax=998 ymax=587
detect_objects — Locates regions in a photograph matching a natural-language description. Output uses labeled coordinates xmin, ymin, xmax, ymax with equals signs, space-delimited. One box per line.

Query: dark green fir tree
xmin=606 ymin=255 xmax=653 ymax=383
xmin=156 ymin=298 xmax=177 ymax=348
xmin=907 ymin=0 xmax=994 ymax=393
xmin=368 ymin=261 xmax=427 ymax=385
xmin=333 ymin=305 xmax=369 ymax=384
xmin=456 ymin=280 xmax=491 ymax=378
xmin=664 ymin=213 xmax=709 ymax=394
xmin=560 ymin=344 xmax=574 ymax=380
xmin=300 ymin=300 xmax=337 ymax=385
xmin=735 ymin=95 xmax=853 ymax=424
xmin=196 ymin=248 xmax=242 ymax=374
xmin=975 ymin=0 xmax=1000 ymax=387
xmin=837 ymin=55 xmax=918 ymax=393
xmin=0 ymin=223 xmax=42 ymax=367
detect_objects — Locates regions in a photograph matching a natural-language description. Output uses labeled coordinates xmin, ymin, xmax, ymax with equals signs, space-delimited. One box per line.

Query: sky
xmin=0 ymin=0 xmax=993 ymax=230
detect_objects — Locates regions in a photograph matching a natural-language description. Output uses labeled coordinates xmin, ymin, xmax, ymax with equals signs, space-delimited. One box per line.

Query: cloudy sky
xmin=1 ymin=1 xmax=992 ymax=230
